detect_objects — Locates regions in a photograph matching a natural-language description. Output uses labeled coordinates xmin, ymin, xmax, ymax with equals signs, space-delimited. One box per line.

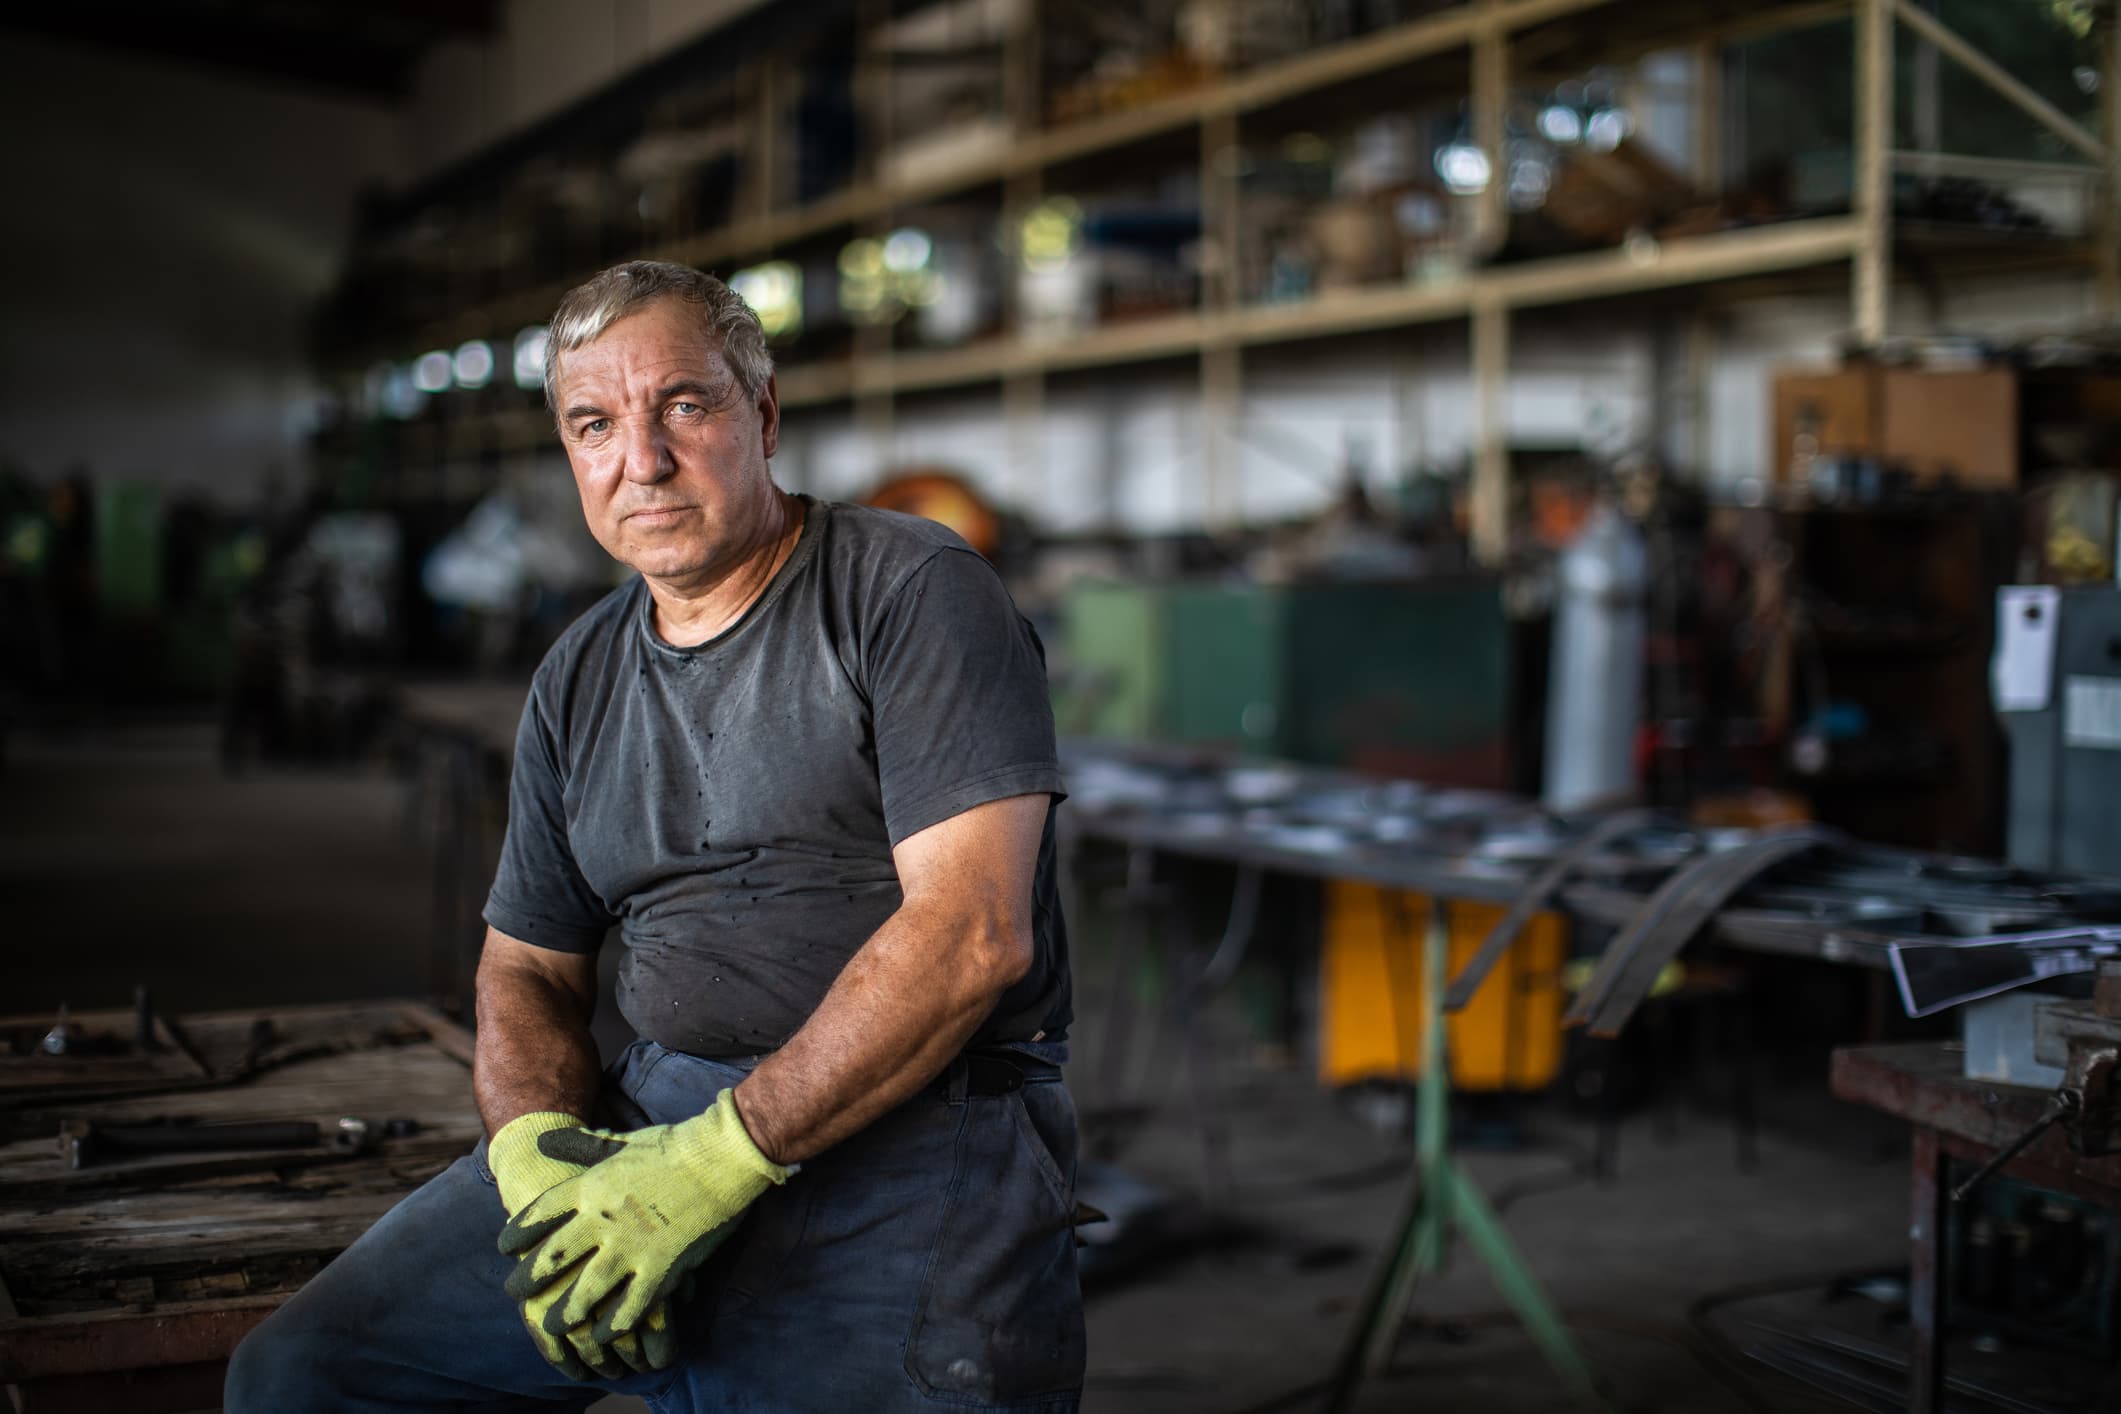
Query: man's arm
xmin=730 ymin=792 xmax=1048 ymax=1165
xmin=474 ymin=928 xmax=604 ymax=1136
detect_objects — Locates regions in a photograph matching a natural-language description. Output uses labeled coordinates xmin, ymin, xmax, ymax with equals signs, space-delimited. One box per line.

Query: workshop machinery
xmin=1997 ymin=584 xmax=2121 ymax=877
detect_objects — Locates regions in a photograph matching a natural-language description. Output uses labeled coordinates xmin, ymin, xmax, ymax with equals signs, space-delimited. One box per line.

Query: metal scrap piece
xmin=1565 ymin=827 xmax=1840 ymax=1038
xmin=1444 ymin=808 xmax=1664 ymax=1013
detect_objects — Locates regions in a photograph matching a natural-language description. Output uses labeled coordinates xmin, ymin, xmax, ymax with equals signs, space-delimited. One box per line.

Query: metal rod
xmin=1892 ymin=0 xmax=2107 ymax=162
xmin=1908 ymin=1128 xmax=1949 ymax=1413
xmin=1887 ymin=149 xmax=2100 ymax=180
xmin=1948 ymin=1090 xmax=2075 ymax=1203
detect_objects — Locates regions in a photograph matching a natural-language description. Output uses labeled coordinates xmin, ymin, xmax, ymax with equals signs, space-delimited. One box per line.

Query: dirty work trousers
xmin=224 ymin=1040 xmax=1084 ymax=1413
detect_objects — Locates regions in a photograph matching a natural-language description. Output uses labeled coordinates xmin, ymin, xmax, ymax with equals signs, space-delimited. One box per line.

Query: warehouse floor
xmin=7 ymin=722 xmax=2112 ymax=1413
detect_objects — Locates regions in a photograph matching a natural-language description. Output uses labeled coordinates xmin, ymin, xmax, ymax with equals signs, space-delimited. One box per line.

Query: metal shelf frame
xmin=362 ymin=0 xmax=2119 ymax=547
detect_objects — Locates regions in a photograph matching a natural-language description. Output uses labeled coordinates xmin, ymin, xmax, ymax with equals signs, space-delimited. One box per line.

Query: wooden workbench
xmin=0 ymin=1000 xmax=481 ymax=1414
xmin=1830 ymin=1042 xmax=2121 ymax=1414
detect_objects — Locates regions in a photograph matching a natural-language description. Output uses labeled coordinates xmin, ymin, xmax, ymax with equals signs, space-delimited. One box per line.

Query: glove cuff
xmin=679 ymin=1089 xmax=795 ymax=1186
xmin=490 ymin=1110 xmax=589 ymax=1213
xmin=493 ymin=1110 xmax=586 ymax=1160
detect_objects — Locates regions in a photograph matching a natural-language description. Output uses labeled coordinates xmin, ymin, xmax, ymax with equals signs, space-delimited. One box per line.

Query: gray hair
xmin=543 ymin=261 xmax=774 ymax=411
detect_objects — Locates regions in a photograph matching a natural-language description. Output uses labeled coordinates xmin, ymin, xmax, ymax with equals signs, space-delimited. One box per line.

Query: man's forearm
xmin=474 ymin=954 xmax=604 ymax=1136
xmin=731 ymin=902 xmax=1027 ymax=1165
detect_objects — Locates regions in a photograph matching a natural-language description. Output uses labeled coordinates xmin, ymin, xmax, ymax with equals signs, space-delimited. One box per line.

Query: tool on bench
xmin=1889 ymin=927 xmax=2121 ymax=1018
xmin=58 ymin=1114 xmax=418 ymax=1169
xmin=1953 ymin=960 xmax=2121 ymax=1202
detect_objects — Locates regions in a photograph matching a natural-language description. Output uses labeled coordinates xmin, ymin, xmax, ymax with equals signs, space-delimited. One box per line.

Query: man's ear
xmin=757 ymin=374 xmax=780 ymax=460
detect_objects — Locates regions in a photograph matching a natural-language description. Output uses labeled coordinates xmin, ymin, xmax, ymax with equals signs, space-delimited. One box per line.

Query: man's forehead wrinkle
xmin=559 ymin=344 xmax=734 ymax=417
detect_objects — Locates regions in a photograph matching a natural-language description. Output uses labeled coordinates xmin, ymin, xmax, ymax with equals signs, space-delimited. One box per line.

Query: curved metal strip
xmin=1443 ymin=808 xmax=1663 ymax=1013
xmin=1565 ymin=827 xmax=1841 ymax=1038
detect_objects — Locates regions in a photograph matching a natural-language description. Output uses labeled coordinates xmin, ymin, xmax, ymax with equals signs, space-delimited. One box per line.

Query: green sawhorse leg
xmin=1323 ymin=896 xmax=1614 ymax=1413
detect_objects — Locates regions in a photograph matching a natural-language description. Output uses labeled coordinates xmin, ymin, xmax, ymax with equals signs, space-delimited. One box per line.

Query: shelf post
xmin=1853 ymin=0 xmax=1893 ymax=345
xmin=1471 ymin=296 xmax=1509 ymax=565
xmin=1201 ymin=103 xmax=1242 ymax=529
xmin=1002 ymin=0 xmax=1047 ymax=514
xmin=2101 ymin=11 xmax=2120 ymax=320
xmin=1692 ymin=40 xmax=1723 ymax=194
xmin=1472 ymin=4 xmax=1509 ymax=259
xmin=748 ymin=58 xmax=782 ymax=228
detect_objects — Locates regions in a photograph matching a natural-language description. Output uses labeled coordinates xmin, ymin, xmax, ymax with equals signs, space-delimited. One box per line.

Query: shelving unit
xmin=337 ymin=0 xmax=2121 ymax=553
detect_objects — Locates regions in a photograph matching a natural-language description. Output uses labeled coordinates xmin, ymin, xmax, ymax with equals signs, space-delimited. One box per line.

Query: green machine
xmin=95 ymin=480 xmax=162 ymax=618
xmin=1059 ymin=578 xmax=1511 ymax=786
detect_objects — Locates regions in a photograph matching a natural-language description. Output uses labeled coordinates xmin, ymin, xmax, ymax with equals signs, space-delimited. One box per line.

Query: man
xmin=226 ymin=261 xmax=1084 ymax=1412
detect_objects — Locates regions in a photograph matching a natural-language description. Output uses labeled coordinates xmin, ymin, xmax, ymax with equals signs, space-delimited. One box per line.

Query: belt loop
xmin=944 ymin=1055 xmax=970 ymax=1106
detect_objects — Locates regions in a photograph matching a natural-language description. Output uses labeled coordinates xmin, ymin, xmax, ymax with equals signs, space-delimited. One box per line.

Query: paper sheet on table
xmin=1992 ymin=585 xmax=2060 ymax=712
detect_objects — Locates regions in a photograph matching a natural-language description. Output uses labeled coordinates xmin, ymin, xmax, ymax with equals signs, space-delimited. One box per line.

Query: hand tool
xmin=57 ymin=1114 xmax=413 ymax=1169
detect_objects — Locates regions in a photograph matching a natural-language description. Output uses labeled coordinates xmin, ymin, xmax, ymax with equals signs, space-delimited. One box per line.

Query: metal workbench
xmin=1832 ymin=1043 xmax=2121 ymax=1414
xmin=1058 ymin=739 xmax=2121 ymax=980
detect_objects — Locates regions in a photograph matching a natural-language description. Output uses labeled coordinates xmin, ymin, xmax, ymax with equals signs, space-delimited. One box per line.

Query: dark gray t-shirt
xmin=483 ymin=497 xmax=1070 ymax=1057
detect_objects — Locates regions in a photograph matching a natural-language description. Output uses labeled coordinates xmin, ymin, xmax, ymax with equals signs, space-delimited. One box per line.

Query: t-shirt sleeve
xmin=866 ymin=547 xmax=1065 ymax=847
xmin=482 ymin=686 xmax=612 ymax=952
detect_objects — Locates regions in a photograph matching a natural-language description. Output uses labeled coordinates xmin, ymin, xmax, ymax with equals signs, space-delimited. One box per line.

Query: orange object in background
xmin=1318 ymin=882 xmax=1566 ymax=1091
xmin=863 ymin=469 xmax=1002 ymax=559
xmin=1691 ymin=789 xmax=1813 ymax=830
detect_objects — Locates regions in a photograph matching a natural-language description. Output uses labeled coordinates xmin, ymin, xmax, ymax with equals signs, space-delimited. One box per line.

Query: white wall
xmin=772 ymin=318 xmax=1666 ymax=534
xmin=0 ymin=36 xmax=406 ymax=505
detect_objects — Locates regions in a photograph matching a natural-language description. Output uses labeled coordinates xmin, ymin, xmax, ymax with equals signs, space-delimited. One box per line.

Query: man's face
xmin=552 ymin=298 xmax=782 ymax=589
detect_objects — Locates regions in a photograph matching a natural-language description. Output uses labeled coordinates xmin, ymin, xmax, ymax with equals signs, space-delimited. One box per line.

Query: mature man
xmin=226 ymin=261 xmax=1083 ymax=1412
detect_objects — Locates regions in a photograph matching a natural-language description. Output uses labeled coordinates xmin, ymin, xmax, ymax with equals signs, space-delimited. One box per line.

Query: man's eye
xmin=670 ymin=402 xmax=701 ymax=416
xmin=582 ymin=418 xmax=611 ymax=436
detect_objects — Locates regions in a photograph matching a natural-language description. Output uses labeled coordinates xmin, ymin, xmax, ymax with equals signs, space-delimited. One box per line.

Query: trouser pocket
xmin=904 ymin=1084 xmax=1085 ymax=1405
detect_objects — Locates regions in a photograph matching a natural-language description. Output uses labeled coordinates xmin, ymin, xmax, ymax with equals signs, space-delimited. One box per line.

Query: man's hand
xmin=488 ymin=1111 xmax=685 ymax=1376
xmin=498 ymin=1089 xmax=791 ymax=1344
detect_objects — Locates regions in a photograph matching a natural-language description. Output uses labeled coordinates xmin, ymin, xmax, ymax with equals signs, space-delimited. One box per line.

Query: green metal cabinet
xmin=1281 ymin=581 xmax=1509 ymax=784
xmin=1057 ymin=580 xmax=1163 ymax=740
xmin=1163 ymin=584 xmax=1284 ymax=750
xmin=1058 ymin=577 xmax=1511 ymax=786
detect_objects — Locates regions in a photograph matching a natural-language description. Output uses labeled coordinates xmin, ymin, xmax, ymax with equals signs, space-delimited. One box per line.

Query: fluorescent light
xmin=411 ymin=350 xmax=453 ymax=393
xmin=513 ymin=327 xmax=549 ymax=391
xmin=452 ymin=340 xmax=494 ymax=389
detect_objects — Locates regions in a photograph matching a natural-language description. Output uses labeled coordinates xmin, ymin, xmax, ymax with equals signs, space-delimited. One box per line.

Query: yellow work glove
xmin=488 ymin=1111 xmax=687 ymax=1377
xmin=498 ymin=1088 xmax=792 ymax=1347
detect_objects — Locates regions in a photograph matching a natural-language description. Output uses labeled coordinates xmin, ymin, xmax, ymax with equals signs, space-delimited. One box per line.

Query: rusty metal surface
xmin=1832 ymin=1043 xmax=2121 ymax=1199
xmin=9 ymin=1358 xmax=231 ymax=1414
xmin=0 ymin=1295 xmax=272 ymax=1380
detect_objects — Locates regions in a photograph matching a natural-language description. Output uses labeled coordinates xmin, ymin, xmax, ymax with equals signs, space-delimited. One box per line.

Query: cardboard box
xmin=1772 ymin=365 xmax=2018 ymax=488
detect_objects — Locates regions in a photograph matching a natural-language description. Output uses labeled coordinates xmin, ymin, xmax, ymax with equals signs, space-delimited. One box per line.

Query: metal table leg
xmin=1908 ymin=1126 xmax=1949 ymax=1414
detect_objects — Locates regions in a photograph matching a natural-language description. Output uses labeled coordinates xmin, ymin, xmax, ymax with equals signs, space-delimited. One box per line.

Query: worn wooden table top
xmin=0 ymin=999 xmax=480 ymax=1392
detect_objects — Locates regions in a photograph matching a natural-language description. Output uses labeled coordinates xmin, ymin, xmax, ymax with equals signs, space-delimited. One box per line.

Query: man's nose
xmin=620 ymin=416 xmax=675 ymax=483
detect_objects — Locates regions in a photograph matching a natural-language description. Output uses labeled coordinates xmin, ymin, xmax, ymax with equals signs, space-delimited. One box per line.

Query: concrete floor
xmin=7 ymin=722 xmax=2109 ymax=1413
